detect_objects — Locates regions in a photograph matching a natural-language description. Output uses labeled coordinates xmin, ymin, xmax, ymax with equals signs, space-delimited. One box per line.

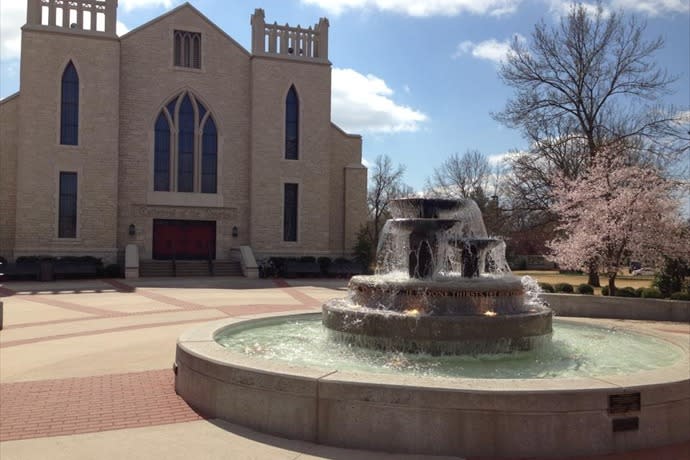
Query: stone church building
xmin=0 ymin=0 xmax=367 ymax=268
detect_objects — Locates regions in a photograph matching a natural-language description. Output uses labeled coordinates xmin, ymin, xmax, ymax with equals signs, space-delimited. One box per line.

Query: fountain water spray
xmin=322 ymin=198 xmax=553 ymax=354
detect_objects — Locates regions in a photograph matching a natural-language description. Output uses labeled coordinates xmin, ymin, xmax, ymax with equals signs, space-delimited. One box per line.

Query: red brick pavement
xmin=0 ymin=317 xmax=222 ymax=349
xmin=1 ymin=278 xmax=687 ymax=458
xmin=0 ymin=369 xmax=204 ymax=441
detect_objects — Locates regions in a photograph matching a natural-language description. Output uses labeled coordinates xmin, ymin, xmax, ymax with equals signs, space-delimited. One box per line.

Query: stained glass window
xmin=284 ymin=183 xmax=298 ymax=241
xmin=285 ymin=86 xmax=299 ymax=160
xmin=60 ymin=62 xmax=79 ymax=145
xmin=59 ymin=172 xmax=77 ymax=238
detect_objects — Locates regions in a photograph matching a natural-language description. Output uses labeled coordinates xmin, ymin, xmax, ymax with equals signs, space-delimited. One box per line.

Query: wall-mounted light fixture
xmin=128 ymin=224 xmax=136 ymax=236
xmin=232 ymin=226 xmax=239 ymax=238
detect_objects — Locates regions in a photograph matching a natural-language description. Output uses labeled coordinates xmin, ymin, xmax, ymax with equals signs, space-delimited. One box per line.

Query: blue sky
xmin=1 ymin=0 xmax=688 ymax=191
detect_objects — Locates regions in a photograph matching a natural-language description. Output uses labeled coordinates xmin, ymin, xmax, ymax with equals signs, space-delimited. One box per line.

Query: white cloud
xmin=452 ymin=35 xmax=523 ymax=63
xmin=117 ymin=21 xmax=131 ymax=36
xmin=673 ymin=110 xmax=690 ymax=123
xmin=331 ymin=67 xmax=428 ymax=133
xmin=0 ymin=2 xmax=24 ymax=61
xmin=304 ymin=0 xmax=688 ymax=17
xmin=613 ymin=0 xmax=689 ymax=15
xmin=547 ymin=1 xmax=610 ymax=17
xmin=548 ymin=0 xmax=688 ymax=17
xmin=119 ymin=0 xmax=177 ymax=13
xmin=301 ymin=0 xmax=522 ymax=17
xmin=488 ymin=151 xmax=524 ymax=164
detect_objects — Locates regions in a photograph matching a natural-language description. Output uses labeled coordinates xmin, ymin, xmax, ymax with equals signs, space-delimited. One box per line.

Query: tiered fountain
xmin=323 ymin=198 xmax=553 ymax=354
xmin=175 ymin=197 xmax=689 ymax=458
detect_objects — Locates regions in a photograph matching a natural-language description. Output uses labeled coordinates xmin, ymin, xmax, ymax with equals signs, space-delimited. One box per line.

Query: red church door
xmin=152 ymin=219 xmax=216 ymax=260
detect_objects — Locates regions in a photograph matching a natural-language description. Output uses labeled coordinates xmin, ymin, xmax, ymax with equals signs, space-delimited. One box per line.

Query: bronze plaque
xmin=608 ymin=393 xmax=641 ymax=414
xmin=612 ymin=417 xmax=639 ymax=432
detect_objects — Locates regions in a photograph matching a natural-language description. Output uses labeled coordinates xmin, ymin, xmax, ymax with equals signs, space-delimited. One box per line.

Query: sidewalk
xmin=1 ymin=277 xmax=688 ymax=459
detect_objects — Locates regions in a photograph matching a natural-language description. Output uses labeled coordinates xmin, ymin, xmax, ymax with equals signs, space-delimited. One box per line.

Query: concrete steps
xmin=139 ymin=260 xmax=242 ymax=277
xmin=213 ymin=261 xmax=243 ymax=276
xmin=139 ymin=261 xmax=174 ymax=277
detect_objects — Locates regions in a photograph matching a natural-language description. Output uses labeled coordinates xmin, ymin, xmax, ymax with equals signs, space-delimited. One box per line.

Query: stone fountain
xmin=322 ymin=197 xmax=553 ymax=354
xmin=174 ymin=196 xmax=689 ymax=458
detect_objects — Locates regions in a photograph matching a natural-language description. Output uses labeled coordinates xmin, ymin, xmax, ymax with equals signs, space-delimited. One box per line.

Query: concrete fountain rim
xmin=176 ymin=310 xmax=689 ymax=391
xmin=175 ymin=310 xmax=690 ymax=457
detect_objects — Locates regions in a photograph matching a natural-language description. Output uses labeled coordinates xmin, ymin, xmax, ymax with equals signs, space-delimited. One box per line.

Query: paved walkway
xmin=0 ymin=277 xmax=688 ymax=459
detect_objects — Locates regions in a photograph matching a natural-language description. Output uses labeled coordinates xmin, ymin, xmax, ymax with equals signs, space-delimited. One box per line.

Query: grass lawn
xmin=513 ymin=270 xmax=655 ymax=295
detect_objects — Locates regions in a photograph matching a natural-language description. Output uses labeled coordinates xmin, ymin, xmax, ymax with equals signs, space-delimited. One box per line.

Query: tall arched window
xmin=201 ymin=117 xmax=217 ymax=193
xmin=178 ymin=95 xmax=195 ymax=192
xmin=154 ymin=113 xmax=171 ymax=191
xmin=60 ymin=62 xmax=79 ymax=145
xmin=285 ymin=85 xmax=299 ymax=160
xmin=153 ymin=92 xmax=217 ymax=193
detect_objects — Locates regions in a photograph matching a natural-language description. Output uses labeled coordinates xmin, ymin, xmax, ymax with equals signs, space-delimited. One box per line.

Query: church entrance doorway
xmin=153 ymin=219 xmax=216 ymax=260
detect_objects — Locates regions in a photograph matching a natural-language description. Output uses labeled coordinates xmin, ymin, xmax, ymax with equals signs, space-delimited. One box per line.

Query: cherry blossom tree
xmin=495 ymin=3 xmax=687 ymax=286
xmin=548 ymin=148 xmax=689 ymax=295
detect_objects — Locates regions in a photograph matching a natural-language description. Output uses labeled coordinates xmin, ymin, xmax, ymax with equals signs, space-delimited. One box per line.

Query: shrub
xmin=558 ymin=270 xmax=583 ymax=275
xmin=353 ymin=226 xmax=374 ymax=273
xmin=317 ymin=257 xmax=331 ymax=275
xmin=670 ymin=291 xmax=690 ymax=301
xmin=104 ymin=264 xmax=122 ymax=278
xmin=576 ymin=284 xmax=594 ymax=295
xmin=601 ymin=286 xmax=609 ymax=296
xmin=59 ymin=255 xmax=102 ymax=264
xmin=640 ymin=288 xmax=663 ymax=299
xmin=514 ymin=258 xmax=528 ymax=270
xmin=654 ymin=257 xmax=689 ymax=297
xmin=16 ymin=255 xmax=56 ymax=264
xmin=299 ymin=256 xmax=316 ymax=263
xmin=553 ymin=282 xmax=574 ymax=293
xmin=269 ymin=257 xmax=286 ymax=277
xmin=538 ymin=282 xmax=554 ymax=293
xmin=258 ymin=259 xmax=276 ymax=278
xmin=616 ymin=287 xmax=638 ymax=298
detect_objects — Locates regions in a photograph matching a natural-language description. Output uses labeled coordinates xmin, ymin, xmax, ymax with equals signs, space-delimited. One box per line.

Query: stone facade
xmin=0 ymin=1 xmax=367 ymax=264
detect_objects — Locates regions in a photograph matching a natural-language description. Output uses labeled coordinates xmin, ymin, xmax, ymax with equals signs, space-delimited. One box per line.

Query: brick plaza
xmin=0 ymin=277 xmax=688 ymax=459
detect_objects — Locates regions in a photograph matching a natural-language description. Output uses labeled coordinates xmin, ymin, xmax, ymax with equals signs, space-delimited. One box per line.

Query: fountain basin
xmin=323 ymin=299 xmax=552 ymax=354
xmin=175 ymin=311 xmax=690 ymax=458
xmin=349 ymin=274 xmax=526 ymax=314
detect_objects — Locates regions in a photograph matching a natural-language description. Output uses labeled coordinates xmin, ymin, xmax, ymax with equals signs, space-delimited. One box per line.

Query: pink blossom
xmin=547 ymin=149 xmax=689 ymax=290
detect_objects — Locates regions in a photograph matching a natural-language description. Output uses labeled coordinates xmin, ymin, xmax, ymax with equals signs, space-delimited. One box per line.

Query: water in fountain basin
xmin=216 ymin=315 xmax=682 ymax=379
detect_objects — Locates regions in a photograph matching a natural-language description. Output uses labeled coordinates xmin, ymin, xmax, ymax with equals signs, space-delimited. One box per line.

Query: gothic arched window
xmin=153 ymin=113 xmax=171 ymax=191
xmin=285 ymin=85 xmax=299 ymax=160
xmin=201 ymin=117 xmax=218 ymax=193
xmin=178 ymin=95 xmax=195 ymax=192
xmin=153 ymin=92 xmax=217 ymax=193
xmin=60 ymin=62 xmax=79 ymax=145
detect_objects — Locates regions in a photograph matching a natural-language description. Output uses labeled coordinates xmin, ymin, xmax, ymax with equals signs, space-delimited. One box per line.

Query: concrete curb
xmin=543 ymin=294 xmax=690 ymax=322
